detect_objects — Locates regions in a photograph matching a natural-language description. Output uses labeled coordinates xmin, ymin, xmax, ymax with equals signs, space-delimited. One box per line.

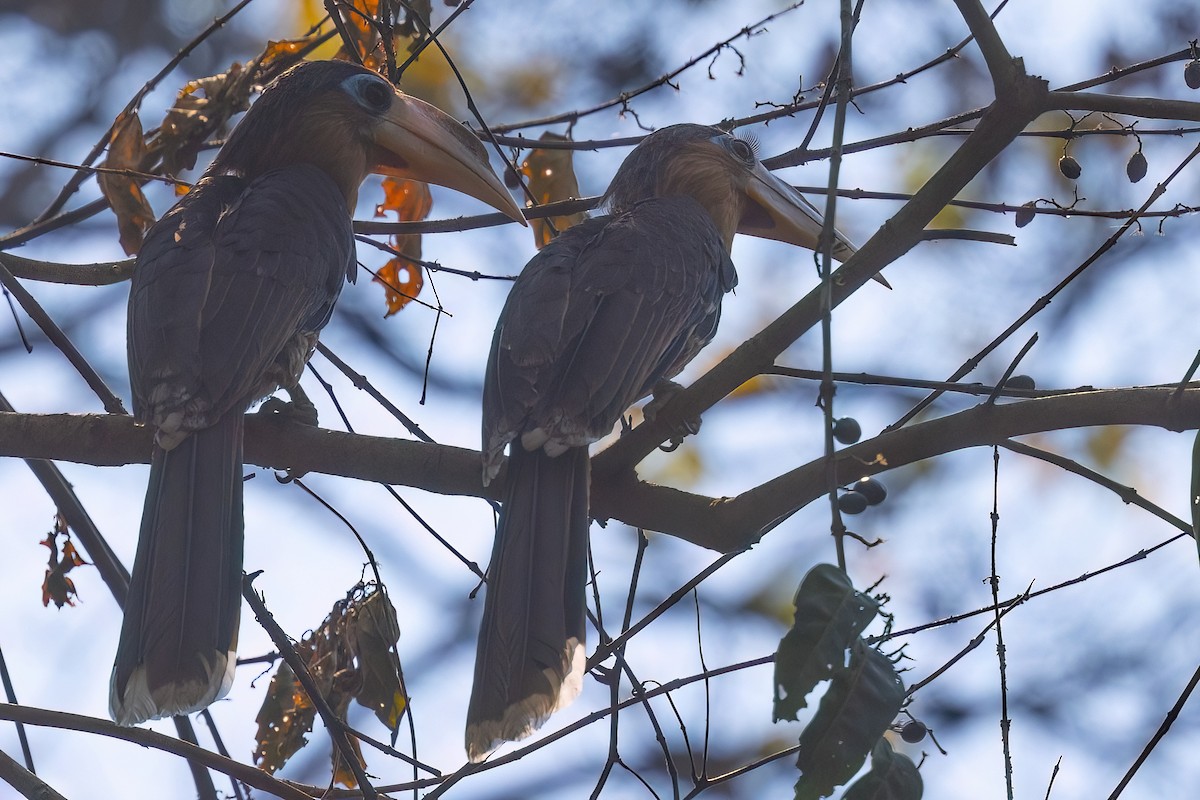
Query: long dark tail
xmin=465 ymin=445 xmax=590 ymax=761
xmin=110 ymin=412 xmax=245 ymax=725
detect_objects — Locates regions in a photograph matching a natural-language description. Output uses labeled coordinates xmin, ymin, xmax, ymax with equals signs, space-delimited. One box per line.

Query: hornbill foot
xmin=257 ymin=384 xmax=319 ymax=427
xmin=644 ymin=380 xmax=702 ymax=445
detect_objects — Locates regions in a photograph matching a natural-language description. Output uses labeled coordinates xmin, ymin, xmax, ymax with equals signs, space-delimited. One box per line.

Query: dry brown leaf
xmin=329 ymin=688 xmax=367 ymax=788
xmin=98 ymin=111 xmax=155 ymax=256
xmin=519 ymin=132 xmax=586 ymax=249
xmin=253 ymin=583 xmax=406 ymax=786
xmin=353 ymin=589 xmax=406 ymax=731
xmin=151 ymin=36 xmax=318 ymax=180
xmin=40 ymin=514 xmax=88 ymax=609
xmin=253 ymin=660 xmax=317 ymax=775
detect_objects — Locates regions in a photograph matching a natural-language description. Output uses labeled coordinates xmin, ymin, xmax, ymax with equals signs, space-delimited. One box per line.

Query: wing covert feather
xmin=483 ymin=196 xmax=735 ymax=464
xmin=128 ymin=165 xmax=354 ymax=431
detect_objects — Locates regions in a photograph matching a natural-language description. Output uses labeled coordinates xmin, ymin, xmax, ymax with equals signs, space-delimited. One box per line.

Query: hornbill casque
xmin=467 ymin=123 xmax=871 ymax=760
xmin=111 ymin=59 xmax=524 ymax=726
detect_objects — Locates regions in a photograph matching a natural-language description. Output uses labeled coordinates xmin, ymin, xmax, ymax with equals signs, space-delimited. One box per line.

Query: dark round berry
xmin=1014 ymin=201 xmax=1035 ymax=228
xmin=838 ymin=490 xmax=868 ymax=515
xmin=832 ymin=417 xmax=862 ymax=445
xmin=900 ymin=720 xmax=928 ymax=743
xmin=1185 ymin=60 xmax=1200 ymax=90
xmin=1005 ymin=374 xmax=1036 ymax=391
xmin=1126 ymin=151 xmax=1147 ymax=183
xmin=503 ymin=166 xmax=521 ymax=188
xmin=854 ymin=477 xmax=888 ymax=506
xmin=1058 ymin=155 xmax=1081 ymax=180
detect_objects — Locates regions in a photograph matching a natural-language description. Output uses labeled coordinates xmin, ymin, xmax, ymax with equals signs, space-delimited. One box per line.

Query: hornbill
xmin=466 ymin=123 xmax=866 ymax=760
xmin=111 ymin=59 xmax=523 ymax=726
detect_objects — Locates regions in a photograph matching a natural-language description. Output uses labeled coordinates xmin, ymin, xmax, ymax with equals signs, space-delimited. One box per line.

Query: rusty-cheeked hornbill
xmin=466 ymin=123 xmax=865 ymax=760
xmin=111 ymin=59 xmax=523 ymax=725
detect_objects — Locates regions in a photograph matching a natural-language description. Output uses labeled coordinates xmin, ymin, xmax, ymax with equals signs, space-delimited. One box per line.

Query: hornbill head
xmin=210 ymin=59 xmax=525 ymax=221
xmin=603 ymin=123 xmax=862 ymax=263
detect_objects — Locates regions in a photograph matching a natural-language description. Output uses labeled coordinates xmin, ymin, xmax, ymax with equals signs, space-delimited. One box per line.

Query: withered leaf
xmin=253 ymin=583 xmax=406 ymax=787
xmin=152 ymin=37 xmax=316 ymax=181
xmin=373 ymin=177 xmax=432 ymax=316
xmin=154 ymin=65 xmax=246 ymax=178
xmin=330 ymin=689 xmax=367 ymax=789
xmin=519 ymin=132 xmax=586 ymax=249
xmin=353 ymin=589 xmax=406 ymax=731
xmin=40 ymin=515 xmax=88 ymax=609
xmin=98 ymin=111 xmax=155 ymax=256
xmin=253 ymin=660 xmax=317 ymax=775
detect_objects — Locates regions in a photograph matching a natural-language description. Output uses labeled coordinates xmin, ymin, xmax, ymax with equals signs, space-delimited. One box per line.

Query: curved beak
xmin=737 ymin=162 xmax=889 ymax=287
xmin=737 ymin=162 xmax=856 ymax=260
xmin=369 ymin=91 xmax=527 ymax=225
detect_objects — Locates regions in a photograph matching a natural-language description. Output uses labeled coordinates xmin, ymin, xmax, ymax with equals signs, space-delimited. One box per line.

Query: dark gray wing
xmin=483 ymin=195 xmax=735 ymax=471
xmin=128 ymin=165 xmax=355 ymax=434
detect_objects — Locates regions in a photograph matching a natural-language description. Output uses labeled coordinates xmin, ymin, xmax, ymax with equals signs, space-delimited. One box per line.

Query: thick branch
xmin=1046 ymin=91 xmax=1200 ymax=121
xmin=3 ymin=387 xmax=1198 ymax=553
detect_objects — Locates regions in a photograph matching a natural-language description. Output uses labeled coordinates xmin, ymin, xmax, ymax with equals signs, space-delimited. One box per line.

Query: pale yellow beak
xmin=737 ymin=161 xmax=856 ymax=260
xmin=371 ymin=91 xmax=526 ymax=225
xmin=737 ymin=162 xmax=889 ymax=287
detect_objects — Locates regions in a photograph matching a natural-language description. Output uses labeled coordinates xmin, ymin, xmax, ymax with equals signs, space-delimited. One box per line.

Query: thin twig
xmin=999 ymin=439 xmax=1192 ymax=533
xmin=0 ymin=646 xmax=34 ymax=773
xmin=28 ymin=0 xmax=258 ymax=224
xmin=889 ymin=140 xmax=1200 ymax=431
xmin=0 ymin=261 xmax=126 ymax=414
xmin=989 ymin=446 xmax=1015 ymax=800
xmin=986 ymin=333 xmax=1038 ymax=405
xmin=1105 ymin=662 xmax=1200 ymax=799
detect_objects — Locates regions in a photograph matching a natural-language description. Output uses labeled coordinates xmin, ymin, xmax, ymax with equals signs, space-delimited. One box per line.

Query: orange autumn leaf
xmin=376 ymin=175 xmax=432 ymax=220
xmin=374 ymin=258 xmax=425 ymax=316
xmin=99 ymin=111 xmax=156 ymax=256
xmin=373 ymin=177 xmax=431 ymax=316
xmin=519 ymin=131 xmax=586 ymax=249
xmin=261 ymin=35 xmax=320 ymax=65
xmin=330 ymin=0 xmax=433 ymax=69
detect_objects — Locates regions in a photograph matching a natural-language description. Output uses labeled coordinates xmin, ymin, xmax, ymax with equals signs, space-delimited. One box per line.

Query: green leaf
xmin=794 ymin=641 xmax=906 ymax=800
xmin=842 ymin=738 xmax=924 ymax=800
xmin=1191 ymin=430 xmax=1200 ymax=565
xmin=774 ymin=564 xmax=880 ymax=722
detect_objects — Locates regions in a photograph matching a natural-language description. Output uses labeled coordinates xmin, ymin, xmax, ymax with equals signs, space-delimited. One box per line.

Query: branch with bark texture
xmin=3 ymin=386 xmax=1198 ymax=553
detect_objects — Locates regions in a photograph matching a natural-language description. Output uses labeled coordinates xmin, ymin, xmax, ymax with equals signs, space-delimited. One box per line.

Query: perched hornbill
xmin=111 ymin=59 xmax=523 ymax=726
xmin=467 ymin=123 xmax=864 ymax=760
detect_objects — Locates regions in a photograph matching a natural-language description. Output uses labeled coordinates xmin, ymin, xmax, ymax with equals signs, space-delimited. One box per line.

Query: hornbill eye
xmin=346 ymin=74 xmax=394 ymax=114
xmin=727 ymin=137 xmax=757 ymax=164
